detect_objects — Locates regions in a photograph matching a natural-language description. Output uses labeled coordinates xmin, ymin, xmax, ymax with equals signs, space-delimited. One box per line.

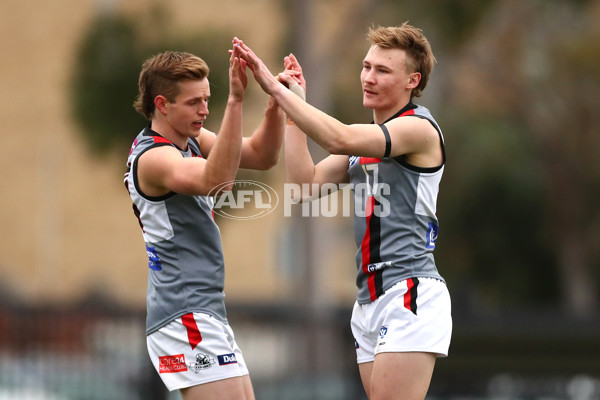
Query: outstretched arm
xmin=233 ymin=38 xmax=441 ymax=166
xmin=232 ymin=38 xmax=388 ymax=158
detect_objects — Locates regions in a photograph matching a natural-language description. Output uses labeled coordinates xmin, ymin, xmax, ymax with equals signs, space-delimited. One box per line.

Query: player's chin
xmin=362 ymin=98 xmax=376 ymax=109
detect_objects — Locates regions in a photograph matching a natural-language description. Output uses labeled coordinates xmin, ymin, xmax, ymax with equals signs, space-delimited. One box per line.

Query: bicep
xmin=290 ymin=154 xmax=348 ymax=201
xmin=314 ymin=154 xmax=350 ymax=186
xmin=339 ymin=118 xmax=436 ymax=159
xmin=336 ymin=124 xmax=388 ymax=157
xmin=138 ymin=147 xmax=209 ymax=196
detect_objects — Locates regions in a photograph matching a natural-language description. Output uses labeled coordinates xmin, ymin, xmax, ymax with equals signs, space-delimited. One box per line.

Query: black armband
xmin=379 ymin=124 xmax=391 ymax=158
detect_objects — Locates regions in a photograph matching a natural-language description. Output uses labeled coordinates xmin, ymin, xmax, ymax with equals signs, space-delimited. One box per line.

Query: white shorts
xmin=147 ymin=312 xmax=249 ymax=391
xmin=351 ymin=278 xmax=452 ymax=364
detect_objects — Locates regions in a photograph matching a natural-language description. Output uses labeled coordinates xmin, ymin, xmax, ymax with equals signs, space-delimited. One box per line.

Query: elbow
xmin=262 ymin=153 xmax=280 ymax=170
xmin=317 ymin=123 xmax=354 ymax=155
xmin=323 ymin=135 xmax=350 ymax=155
xmin=192 ymin=175 xmax=234 ymax=196
xmin=207 ymin=177 xmax=234 ymax=194
xmin=252 ymin=152 xmax=280 ymax=171
xmin=218 ymin=181 xmax=234 ymax=192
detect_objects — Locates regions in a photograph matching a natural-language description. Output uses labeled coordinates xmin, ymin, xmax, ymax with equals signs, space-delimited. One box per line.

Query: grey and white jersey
xmin=124 ymin=127 xmax=227 ymax=335
xmin=348 ymin=103 xmax=446 ymax=304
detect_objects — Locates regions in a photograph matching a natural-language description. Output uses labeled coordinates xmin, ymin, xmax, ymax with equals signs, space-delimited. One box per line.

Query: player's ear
xmin=407 ymin=72 xmax=421 ymax=90
xmin=154 ymin=95 xmax=168 ymax=115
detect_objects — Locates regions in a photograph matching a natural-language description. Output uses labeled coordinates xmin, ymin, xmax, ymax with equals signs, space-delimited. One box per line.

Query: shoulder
xmin=386 ymin=114 xmax=438 ymax=144
xmin=137 ymin=144 xmax=183 ymax=172
xmin=196 ymin=128 xmax=217 ymax=155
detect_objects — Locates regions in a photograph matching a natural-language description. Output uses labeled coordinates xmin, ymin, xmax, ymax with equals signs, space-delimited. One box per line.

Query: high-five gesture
xmin=280 ymin=53 xmax=306 ymax=101
xmin=232 ymin=37 xmax=285 ymax=96
xmin=228 ymin=43 xmax=248 ymax=100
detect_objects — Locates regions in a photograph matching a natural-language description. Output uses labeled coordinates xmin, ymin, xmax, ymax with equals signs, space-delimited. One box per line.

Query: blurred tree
xmin=284 ymin=0 xmax=600 ymax=317
xmin=445 ymin=0 xmax=600 ymax=316
xmin=71 ymin=13 xmax=145 ymax=154
xmin=71 ymin=5 xmax=231 ymax=156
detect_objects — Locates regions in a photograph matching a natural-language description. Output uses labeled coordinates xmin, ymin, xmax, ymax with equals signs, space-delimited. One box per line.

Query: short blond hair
xmin=367 ymin=22 xmax=436 ymax=98
xmin=133 ymin=51 xmax=210 ymax=120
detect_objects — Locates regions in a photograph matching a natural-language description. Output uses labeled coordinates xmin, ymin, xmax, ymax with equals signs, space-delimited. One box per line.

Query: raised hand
xmin=232 ymin=37 xmax=281 ymax=96
xmin=228 ymin=43 xmax=248 ymax=101
xmin=279 ymin=53 xmax=306 ymax=101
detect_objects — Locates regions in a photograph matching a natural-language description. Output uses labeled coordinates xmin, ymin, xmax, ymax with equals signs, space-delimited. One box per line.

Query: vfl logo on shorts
xmin=188 ymin=353 xmax=215 ymax=373
xmin=379 ymin=326 xmax=388 ymax=339
xmin=218 ymin=353 xmax=238 ymax=366
xmin=159 ymin=354 xmax=188 ymax=373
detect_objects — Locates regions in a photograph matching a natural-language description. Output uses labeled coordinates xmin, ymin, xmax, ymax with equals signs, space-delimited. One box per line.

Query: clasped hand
xmin=231 ymin=37 xmax=306 ymax=101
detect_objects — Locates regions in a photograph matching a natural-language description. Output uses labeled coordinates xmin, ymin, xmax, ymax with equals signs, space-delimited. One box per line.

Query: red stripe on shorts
xmin=181 ymin=313 xmax=203 ymax=350
xmin=404 ymin=278 xmax=419 ymax=315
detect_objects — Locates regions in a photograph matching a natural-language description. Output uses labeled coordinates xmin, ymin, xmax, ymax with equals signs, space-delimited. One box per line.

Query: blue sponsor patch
xmin=218 ymin=353 xmax=238 ymax=366
xmin=146 ymin=245 xmax=162 ymax=271
xmin=426 ymin=222 xmax=439 ymax=250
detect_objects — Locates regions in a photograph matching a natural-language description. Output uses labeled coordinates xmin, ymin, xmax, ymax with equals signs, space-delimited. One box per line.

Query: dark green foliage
xmin=71 ymin=13 xmax=231 ymax=155
xmin=71 ymin=14 xmax=146 ymax=154
xmin=436 ymin=114 xmax=559 ymax=311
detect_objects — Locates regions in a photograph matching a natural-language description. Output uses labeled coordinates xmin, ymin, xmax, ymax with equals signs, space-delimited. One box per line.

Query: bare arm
xmin=281 ymin=54 xmax=349 ymax=199
xmin=239 ymin=96 xmax=285 ymax=170
xmin=234 ymin=38 xmax=442 ymax=165
xmin=198 ymin=97 xmax=285 ymax=171
xmin=286 ymin=117 xmax=350 ymax=201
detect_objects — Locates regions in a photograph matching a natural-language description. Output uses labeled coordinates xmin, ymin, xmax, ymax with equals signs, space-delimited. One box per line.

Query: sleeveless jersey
xmin=348 ymin=102 xmax=446 ymax=304
xmin=124 ymin=127 xmax=227 ymax=335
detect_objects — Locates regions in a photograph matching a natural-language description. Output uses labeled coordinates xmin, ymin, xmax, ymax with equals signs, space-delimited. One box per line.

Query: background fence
xmin=1 ymin=295 xmax=599 ymax=400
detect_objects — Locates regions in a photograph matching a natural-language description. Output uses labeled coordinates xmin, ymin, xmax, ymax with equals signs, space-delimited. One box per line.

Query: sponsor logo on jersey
xmin=426 ymin=222 xmax=439 ymax=249
xmin=146 ymin=245 xmax=162 ymax=271
xmin=159 ymin=354 xmax=187 ymax=373
xmin=367 ymin=261 xmax=392 ymax=273
xmin=188 ymin=353 xmax=215 ymax=373
xmin=218 ymin=353 xmax=238 ymax=366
